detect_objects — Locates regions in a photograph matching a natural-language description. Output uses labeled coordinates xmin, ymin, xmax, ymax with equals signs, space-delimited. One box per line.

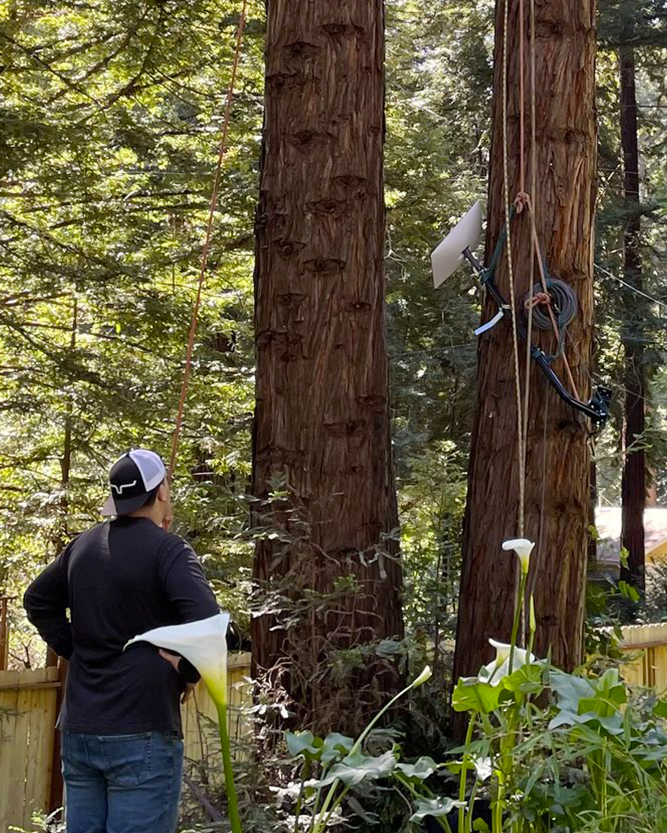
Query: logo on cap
xmin=111 ymin=480 xmax=137 ymax=495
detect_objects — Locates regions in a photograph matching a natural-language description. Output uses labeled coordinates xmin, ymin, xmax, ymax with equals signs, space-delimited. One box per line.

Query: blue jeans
xmin=61 ymin=732 xmax=184 ymax=833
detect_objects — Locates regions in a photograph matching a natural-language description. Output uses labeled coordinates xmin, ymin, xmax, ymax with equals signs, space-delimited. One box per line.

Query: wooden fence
xmin=182 ymin=652 xmax=252 ymax=766
xmin=619 ymin=622 xmax=667 ymax=692
xmin=0 ymin=667 xmax=60 ymax=832
xmin=0 ymin=654 xmax=251 ymax=833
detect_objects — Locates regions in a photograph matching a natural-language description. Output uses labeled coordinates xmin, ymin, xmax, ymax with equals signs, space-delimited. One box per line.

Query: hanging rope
xmin=518 ymin=0 xmax=526 ymax=198
xmin=529 ymin=227 xmax=581 ymax=399
xmin=517 ymin=0 xmax=530 ymax=643
xmin=522 ymin=0 xmax=544 ymax=626
xmin=519 ymin=0 xmax=533 ymax=546
xmin=503 ymin=0 xmax=525 ymax=537
xmin=169 ymin=2 xmax=247 ymax=476
xmin=521 ymin=145 xmax=535 ymax=557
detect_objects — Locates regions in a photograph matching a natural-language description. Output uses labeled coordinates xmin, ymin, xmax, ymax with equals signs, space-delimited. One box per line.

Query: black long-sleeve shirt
xmin=23 ymin=516 xmax=218 ymax=735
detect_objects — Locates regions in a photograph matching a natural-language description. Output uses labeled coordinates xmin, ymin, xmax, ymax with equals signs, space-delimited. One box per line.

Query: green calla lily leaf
xmin=548 ymin=708 xmax=624 ymax=735
xmin=410 ymin=796 xmax=465 ymax=821
xmin=395 ymin=755 xmax=442 ymax=781
xmin=313 ymin=749 xmax=396 ymax=788
xmin=452 ymin=677 xmax=502 ymax=714
xmin=285 ymin=730 xmax=322 ymax=759
xmin=320 ymin=732 xmax=354 ymax=764
xmin=549 ymin=671 xmax=596 ymax=711
xmin=502 ymin=662 xmax=545 ymax=695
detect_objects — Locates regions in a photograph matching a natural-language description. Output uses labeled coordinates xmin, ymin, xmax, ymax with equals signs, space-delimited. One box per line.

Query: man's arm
xmin=159 ymin=537 xmax=219 ymax=623
xmin=23 ymin=551 xmax=73 ymax=660
xmin=159 ymin=537 xmax=220 ymax=686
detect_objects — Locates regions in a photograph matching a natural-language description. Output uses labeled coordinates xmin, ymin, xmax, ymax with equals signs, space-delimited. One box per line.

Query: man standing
xmin=24 ymin=449 xmax=219 ymax=833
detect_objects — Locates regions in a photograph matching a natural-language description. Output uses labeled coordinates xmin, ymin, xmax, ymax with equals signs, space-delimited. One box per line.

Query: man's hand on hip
xmin=159 ymin=649 xmax=196 ymax=704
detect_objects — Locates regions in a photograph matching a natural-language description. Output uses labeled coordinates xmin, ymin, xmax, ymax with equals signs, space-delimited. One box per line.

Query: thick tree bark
xmin=453 ymin=0 xmax=598 ymax=703
xmin=619 ymin=43 xmax=646 ymax=598
xmin=589 ymin=460 xmax=597 ymax=567
xmin=252 ymin=0 xmax=403 ymax=734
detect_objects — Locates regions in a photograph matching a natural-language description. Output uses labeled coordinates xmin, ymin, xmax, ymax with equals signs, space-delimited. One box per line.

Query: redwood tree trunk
xmin=619 ymin=43 xmax=646 ymax=598
xmin=589 ymin=460 xmax=597 ymax=567
xmin=453 ymin=0 xmax=598 ymax=699
xmin=252 ymin=0 xmax=403 ymax=734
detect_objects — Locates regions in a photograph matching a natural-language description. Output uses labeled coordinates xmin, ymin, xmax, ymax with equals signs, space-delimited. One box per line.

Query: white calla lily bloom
xmin=488 ymin=639 xmax=511 ymax=664
xmin=502 ymin=538 xmax=535 ymax=575
xmin=479 ymin=638 xmax=536 ymax=685
xmin=125 ymin=611 xmax=241 ymax=833
xmin=125 ymin=611 xmax=230 ymax=702
xmin=413 ymin=665 xmax=433 ymax=687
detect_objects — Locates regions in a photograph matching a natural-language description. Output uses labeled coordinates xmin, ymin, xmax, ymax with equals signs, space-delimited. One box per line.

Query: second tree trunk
xmin=453 ymin=0 xmax=598 ymax=694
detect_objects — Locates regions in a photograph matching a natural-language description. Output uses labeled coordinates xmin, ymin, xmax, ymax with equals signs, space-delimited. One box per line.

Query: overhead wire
xmin=595 ymin=263 xmax=667 ymax=311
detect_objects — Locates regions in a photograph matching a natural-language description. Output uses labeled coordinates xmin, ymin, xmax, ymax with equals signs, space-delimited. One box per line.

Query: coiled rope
xmin=524 ymin=278 xmax=578 ymax=333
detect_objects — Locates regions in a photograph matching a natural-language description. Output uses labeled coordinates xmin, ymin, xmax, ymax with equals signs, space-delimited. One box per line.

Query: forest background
xmin=2 ymin=0 xmax=667 ymax=821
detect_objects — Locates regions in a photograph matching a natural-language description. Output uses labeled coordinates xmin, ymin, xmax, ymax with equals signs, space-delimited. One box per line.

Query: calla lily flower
xmin=125 ymin=611 xmax=230 ymax=701
xmin=488 ymin=639 xmax=511 ymax=664
xmin=478 ymin=638 xmax=536 ymax=685
xmin=502 ymin=538 xmax=535 ymax=575
xmin=125 ymin=612 xmax=242 ymax=833
xmin=413 ymin=665 xmax=433 ymax=687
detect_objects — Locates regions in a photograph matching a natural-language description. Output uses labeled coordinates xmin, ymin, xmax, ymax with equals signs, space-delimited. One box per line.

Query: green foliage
xmin=0 ymin=0 xmax=265 ymax=655
xmin=0 ymin=0 xmax=496 ymax=671
xmin=283 ymin=655 xmax=667 ymax=832
xmin=2 ymin=0 xmax=667 ymax=828
xmin=385 ymin=0 xmax=493 ymax=672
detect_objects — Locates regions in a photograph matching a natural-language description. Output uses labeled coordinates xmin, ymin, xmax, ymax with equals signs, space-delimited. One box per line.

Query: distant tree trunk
xmin=453 ymin=0 xmax=598 ymax=705
xmin=47 ymin=300 xmax=76 ymax=803
xmin=619 ymin=43 xmax=646 ymax=598
xmin=252 ymin=0 xmax=403 ymax=735
xmin=48 ymin=298 xmax=78 ymax=669
xmin=54 ymin=297 xmax=77 ymax=553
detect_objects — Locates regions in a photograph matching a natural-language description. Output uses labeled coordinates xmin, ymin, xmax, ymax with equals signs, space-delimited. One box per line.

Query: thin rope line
xmin=169 ymin=1 xmax=247 ymax=476
xmin=503 ymin=0 xmax=525 ymax=537
xmin=524 ymin=0 xmax=539 ymax=645
xmin=519 ymin=0 xmax=526 ymax=196
xmin=522 ymin=0 xmax=537 ymax=548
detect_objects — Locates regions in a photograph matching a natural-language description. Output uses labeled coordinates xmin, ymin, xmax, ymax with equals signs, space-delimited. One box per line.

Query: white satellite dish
xmin=431 ymin=202 xmax=483 ymax=288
